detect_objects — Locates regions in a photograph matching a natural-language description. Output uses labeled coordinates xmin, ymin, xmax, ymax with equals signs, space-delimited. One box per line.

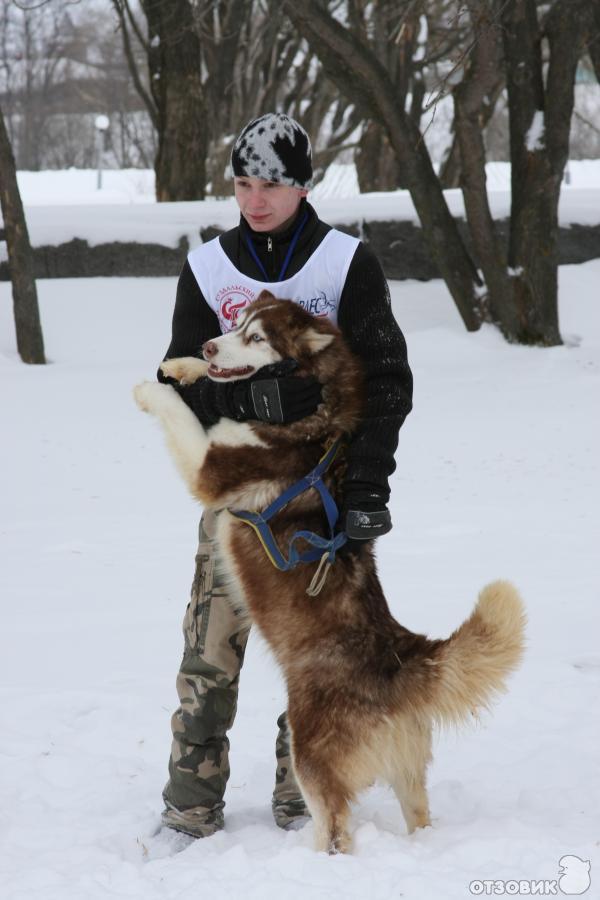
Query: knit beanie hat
xmin=231 ymin=113 xmax=313 ymax=190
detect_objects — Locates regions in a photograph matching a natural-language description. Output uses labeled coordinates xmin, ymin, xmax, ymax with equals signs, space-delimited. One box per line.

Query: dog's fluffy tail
xmin=416 ymin=580 xmax=526 ymax=727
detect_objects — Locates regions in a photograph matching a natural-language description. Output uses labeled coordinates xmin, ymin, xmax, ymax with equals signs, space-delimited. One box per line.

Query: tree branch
xmin=544 ymin=0 xmax=594 ymax=173
xmin=123 ymin=0 xmax=149 ymax=52
xmin=111 ymin=0 xmax=158 ymax=130
xmin=281 ymin=0 xmax=483 ymax=331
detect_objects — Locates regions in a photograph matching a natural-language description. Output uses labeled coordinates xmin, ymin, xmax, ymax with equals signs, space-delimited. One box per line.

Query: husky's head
xmin=202 ymin=291 xmax=336 ymax=381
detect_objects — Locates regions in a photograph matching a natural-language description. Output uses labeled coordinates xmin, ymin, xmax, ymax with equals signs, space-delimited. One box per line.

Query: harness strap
xmin=255 ymin=438 xmax=341 ymax=522
xmin=229 ymin=439 xmax=347 ymax=583
xmin=306 ymin=552 xmax=332 ymax=597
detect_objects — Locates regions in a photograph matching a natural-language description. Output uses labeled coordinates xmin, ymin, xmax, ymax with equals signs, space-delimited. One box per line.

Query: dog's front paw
xmin=134 ymin=381 xmax=168 ymax=414
xmin=160 ymin=357 xmax=209 ymax=385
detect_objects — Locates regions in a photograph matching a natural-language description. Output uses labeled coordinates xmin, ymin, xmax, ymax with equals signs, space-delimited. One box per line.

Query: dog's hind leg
xmin=293 ymin=761 xmax=354 ymax=854
xmin=391 ymin=767 xmax=431 ymax=835
xmin=387 ymin=716 xmax=432 ymax=835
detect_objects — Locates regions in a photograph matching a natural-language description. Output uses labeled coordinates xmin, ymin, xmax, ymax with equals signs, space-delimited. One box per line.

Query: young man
xmin=158 ymin=113 xmax=413 ymax=838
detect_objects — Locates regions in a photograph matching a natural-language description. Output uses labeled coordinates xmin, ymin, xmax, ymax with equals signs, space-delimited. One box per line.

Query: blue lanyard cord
xmin=245 ymin=211 xmax=308 ymax=283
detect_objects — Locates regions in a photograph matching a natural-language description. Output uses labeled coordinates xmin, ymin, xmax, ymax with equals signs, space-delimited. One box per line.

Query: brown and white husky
xmin=134 ymin=291 xmax=526 ymax=854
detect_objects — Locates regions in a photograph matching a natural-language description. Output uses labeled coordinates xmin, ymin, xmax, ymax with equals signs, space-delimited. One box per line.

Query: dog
xmin=134 ymin=291 xmax=526 ymax=854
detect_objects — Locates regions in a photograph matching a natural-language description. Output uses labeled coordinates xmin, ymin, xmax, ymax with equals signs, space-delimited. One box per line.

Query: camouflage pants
xmin=161 ymin=510 xmax=309 ymax=837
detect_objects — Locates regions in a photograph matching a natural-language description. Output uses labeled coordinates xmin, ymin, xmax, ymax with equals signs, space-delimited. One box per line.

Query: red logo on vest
xmin=216 ymin=285 xmax=255 ymax=332
xmin=222 ymin=297 xmax=249 ymax=323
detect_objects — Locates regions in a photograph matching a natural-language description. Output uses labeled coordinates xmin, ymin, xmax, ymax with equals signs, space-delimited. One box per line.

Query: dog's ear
xmin=303 ymin=327 xmax=335 ymax=355
xmin=256 ymin=289 xmax=276 ymax=303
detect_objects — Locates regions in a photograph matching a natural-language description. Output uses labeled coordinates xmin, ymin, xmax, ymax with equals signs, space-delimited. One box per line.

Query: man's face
xmin=234 ymin=176 xmax=307 ymax=233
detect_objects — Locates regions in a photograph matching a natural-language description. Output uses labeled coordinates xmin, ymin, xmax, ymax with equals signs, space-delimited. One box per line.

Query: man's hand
xmin=230 ymin=373 xmax=322 ymax=424
xmin=337 ymin=488 xmax=392 ymax=556
xmin=174 ymin=360 xmax=323 ymax=426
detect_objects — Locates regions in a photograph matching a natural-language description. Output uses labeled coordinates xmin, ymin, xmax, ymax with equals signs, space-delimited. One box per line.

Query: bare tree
xmin=0 ymin=1 xmax=68 ymax=169
xmin=113 ymin=0 xmax=247 ymax=199
xmin=112 ymin=0 xmax=365 ymax=199
xmin=0 ymin=101 xmax=45 ymax=364
xmin=114 ymin=0 xmax=207 ymax=200
xmin=281 ymin=0 xmax=599 ymax=346
xmin=353 ymin=2 xmax=421 ymax=191
xmin=222 ymin=5 xmax=362 ymax=191
xmin=280 ymin=0 xmax=483 ymax=332
xmin=499 ymin=0 xmax=596 ymax=344
xmin=451 ymin=0 xmax=597 ymax=345
xmin=0 ymin=0 xmax=156 ymax=170
xmin=349 ymin=1 xmax=469 ymax=191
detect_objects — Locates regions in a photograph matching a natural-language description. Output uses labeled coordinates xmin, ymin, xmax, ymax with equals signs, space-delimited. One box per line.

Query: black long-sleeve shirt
xmin=158 ymin=199 xmax=413 ymax=501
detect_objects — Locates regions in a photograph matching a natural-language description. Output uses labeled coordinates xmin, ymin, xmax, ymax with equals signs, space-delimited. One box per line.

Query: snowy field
xmin=1 ymin=260 xmax=599 ymax=899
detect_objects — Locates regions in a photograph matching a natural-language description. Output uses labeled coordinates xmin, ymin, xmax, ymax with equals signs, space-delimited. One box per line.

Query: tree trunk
xmin=140 ymin=0 xmax=207 ymax=201
xmin=505 ymin=161 xmax=562 ymax=345
xmin=0 ymin=104 xmax=45 ymax=365
xmin=586 ymin=2 xmax=600 ymax=82
xmin=281 ymin=0 xmax=483 ymax=333
xmin=355 ymin=121 xmax=404 ymax=192
xmin=439 ymin=133 xmax=462 ymax=189
xmin=454 ymin=1 xmax=515 ymax=335
xmin=500 ymin=0 xmax=592 ymax=345
xmin=442 ymin=77 xmax=503 ymax=189
xmin=207 ymin=135 xmax=234 ymax=198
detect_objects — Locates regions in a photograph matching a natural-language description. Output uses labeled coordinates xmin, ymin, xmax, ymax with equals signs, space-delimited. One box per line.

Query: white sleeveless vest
xmin=187 ymin=229 xmax=360 ymax=334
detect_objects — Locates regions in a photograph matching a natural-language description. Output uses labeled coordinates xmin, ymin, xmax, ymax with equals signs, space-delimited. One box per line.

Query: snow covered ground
xmin=1 ymin=261 xmax=599 ymax=899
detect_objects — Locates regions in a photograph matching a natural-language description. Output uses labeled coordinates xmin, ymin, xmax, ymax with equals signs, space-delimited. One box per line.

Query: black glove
xmin=179 ymin=360 xmax=322 ymax=426
xmin=230 ymin=373 xmax=322 ymax=424
xmin=337 ymin=487 xmax=392 ymax=557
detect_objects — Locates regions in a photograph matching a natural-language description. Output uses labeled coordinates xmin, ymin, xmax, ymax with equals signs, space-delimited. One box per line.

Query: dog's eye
xmin=250 ymin=333 xmax=264 ymax=343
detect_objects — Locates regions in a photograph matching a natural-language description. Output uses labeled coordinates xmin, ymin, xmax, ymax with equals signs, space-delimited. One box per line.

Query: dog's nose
xmin=203 ymin=340 xmax=217 ymax=360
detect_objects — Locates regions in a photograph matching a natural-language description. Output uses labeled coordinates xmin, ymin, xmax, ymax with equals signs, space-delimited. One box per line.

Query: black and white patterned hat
xmin=231 ymin=113 xmax=312 ymax=190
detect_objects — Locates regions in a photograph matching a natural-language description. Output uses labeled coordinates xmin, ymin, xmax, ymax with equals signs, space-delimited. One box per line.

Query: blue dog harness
xmin=228 ymin=439 xmax=347 ymax=596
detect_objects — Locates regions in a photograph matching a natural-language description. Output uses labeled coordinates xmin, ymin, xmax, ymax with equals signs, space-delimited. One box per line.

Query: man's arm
xmin=337 ymin=243 xmax=413 ymax=541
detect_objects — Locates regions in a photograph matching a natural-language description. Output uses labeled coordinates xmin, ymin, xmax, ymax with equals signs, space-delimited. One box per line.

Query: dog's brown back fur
xmin=143 ymin=292 xmax=526 ymax=854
